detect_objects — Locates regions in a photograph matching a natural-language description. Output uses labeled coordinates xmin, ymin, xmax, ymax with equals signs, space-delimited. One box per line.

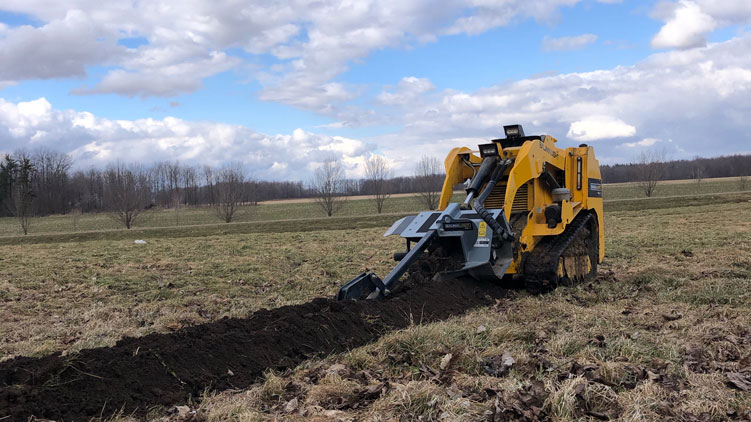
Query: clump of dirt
xmin=0 ymin=260 xmax=505 ymax=422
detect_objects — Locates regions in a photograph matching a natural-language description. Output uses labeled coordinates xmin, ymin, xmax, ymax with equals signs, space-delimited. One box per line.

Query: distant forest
xmin=1 ymin=149 xmax=750 ymax=219
xmin=0 ymin=150 xmax=444 ymax=218
xmin=601 ymin=154 xmax=751 ymax=184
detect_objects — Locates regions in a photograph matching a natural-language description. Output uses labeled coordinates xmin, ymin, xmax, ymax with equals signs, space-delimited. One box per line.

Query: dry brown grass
xmin=180 ymin=201 xmax=751 ymax=422
xmin=0 ymin=227 xmax=401 ymax=360
xmin=4 ymin=195 xmax=751 ymax=421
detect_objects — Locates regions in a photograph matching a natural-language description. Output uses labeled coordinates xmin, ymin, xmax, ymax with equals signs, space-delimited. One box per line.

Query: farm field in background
xmin=0 ymin=177 xmax=749 ymax=237
xmin=0 ymin=192 xmax=464 ymax=237
xmin=1 ymin=179 xmax=750 ymax=420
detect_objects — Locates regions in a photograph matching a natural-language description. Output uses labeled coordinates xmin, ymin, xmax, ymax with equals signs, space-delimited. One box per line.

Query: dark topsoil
xmin=0 ymin=257 xmax=506 ymax=421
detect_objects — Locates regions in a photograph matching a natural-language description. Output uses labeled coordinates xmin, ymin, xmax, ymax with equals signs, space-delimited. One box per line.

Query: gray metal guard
xmin=385 ymin=203 xmax=513 ymax=280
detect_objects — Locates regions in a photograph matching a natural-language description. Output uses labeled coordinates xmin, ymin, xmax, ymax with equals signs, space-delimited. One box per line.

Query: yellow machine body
xmin=437 ymin=135 xmax=604 ymax=275
xmin=337 ymin=125 xmax=604 ymax=300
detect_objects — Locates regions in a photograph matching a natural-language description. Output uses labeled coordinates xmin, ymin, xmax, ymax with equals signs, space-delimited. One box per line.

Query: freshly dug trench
xmin=0 ymin=259 xmax=506 ymax=422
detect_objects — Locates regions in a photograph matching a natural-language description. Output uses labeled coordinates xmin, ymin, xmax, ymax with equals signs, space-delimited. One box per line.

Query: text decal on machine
xmin=475 ymin=222 xmax=490 ymax=247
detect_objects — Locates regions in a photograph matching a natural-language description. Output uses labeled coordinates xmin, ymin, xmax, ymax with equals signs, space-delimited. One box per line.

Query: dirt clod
xmin=482 ymin=352 xmax=515 ymax=377
xmin=589 ymin=334 xmax=606 ymax=348
xmin=661 ymin=312 xmax=683 ymax=321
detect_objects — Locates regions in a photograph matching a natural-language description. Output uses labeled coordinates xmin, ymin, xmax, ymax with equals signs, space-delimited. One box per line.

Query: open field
xmin=0 ymin=192 xmax=453 ymax=237
xmin=0 ymin=177 xmax=749 ymax=237
xmin=1 ymin=182 xmax=751 ymax=421
xmin=1 ymin=190 xmax=750 ymax=248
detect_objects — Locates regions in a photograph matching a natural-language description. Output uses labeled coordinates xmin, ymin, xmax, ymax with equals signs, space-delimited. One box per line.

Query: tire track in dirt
xmin=1 ymin=263 xmax=506 ymax=421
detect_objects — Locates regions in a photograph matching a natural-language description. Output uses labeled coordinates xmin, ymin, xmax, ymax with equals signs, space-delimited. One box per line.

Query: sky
xmin=0 ymin=0 xmax=750 ymax=181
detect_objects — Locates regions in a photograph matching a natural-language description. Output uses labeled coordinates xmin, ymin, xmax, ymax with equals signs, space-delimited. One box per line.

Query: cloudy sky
xmin=0 ymin=0 xmax=749 ymax=180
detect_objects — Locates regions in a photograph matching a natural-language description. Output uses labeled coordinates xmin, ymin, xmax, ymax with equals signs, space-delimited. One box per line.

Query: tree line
xmin=2 ymin=148 xmax=750 ymax=234
xmin=0 ymin=150 xmax=446 ymax=233
xmin=601 ymin=153 xmax=751 ymax=184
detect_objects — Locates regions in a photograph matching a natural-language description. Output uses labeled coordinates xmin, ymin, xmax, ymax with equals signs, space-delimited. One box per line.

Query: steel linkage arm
xmin=336 ymin=230 xmax=438 ymax=300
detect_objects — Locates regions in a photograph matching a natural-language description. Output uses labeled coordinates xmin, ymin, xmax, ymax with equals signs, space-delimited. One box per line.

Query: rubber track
xmin=523 ymin=212 xmax=594 ymax=293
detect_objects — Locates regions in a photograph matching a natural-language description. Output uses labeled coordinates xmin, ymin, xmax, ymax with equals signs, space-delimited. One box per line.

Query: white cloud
xmin=567 ymin=116 xmax=636 ymax=141
xmin=650 ymin=0 xmax=751 ymax=51
xmin=0 ymin=0 xmax=593 ymax=106
xmin=621 ymin=138 xmax=661 ymax=148
xmin=72 ymin=51 xmax=240 ymax=98
xmin=2 ymin=24 xmax=751 ymax=177
xmin=366 ymin=35 xmax=751 ymax=170
xmin=1 ymin=0 xmax=745 ymax=117
xmin=0 ymin=97 xmax=372 ymax=181
xmin=542 ymin=34 xmax=598 ymax=52
xmin=377 ymin=77 xmax=436 ymax=106
xmin=694 ymin=0 xmax=751 ymax=25
xmin=652 ymin=1 xmax=716 ymax=49
xmin=445 ymin=0 xmax=580 ymax=36
xmin=0 ymin=2 xmax=302 ymax=95
xmin=0 ymin=10 xmax=124 ymax=82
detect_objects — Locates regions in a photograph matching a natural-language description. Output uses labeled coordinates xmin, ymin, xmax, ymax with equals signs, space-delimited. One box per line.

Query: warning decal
xmin=478 ymin=221 xmax=487 ymax=237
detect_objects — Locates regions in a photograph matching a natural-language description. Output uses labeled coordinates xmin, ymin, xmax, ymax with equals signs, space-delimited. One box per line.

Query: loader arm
xmin=503 ymin=136 xmax=566 ymax=219
xmin=438 ymin=147 xmax=482 ymax=211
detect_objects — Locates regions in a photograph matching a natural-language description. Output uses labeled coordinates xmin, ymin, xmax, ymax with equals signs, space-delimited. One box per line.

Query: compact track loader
xmin=337 ymin=124 xmax=604 ymax=300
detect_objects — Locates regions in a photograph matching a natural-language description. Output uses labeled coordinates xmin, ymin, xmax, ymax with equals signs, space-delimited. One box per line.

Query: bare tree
xmin=635 ymin=150 xmax=666 ymax=197
xmin=171 ymin=190 xmax=183 ymax=226
xmin=245 ymin=179 xmax=259 ymax=206
xmin=213 ymin=163 xmax=245 ymax=223
xmin=202 ymin=165 xmax=215 ymax=206
xmin=182 ymin=166 xmax=198 ymax=205
xmin=3 ymin=155 xmax=37 ymax=235
xmin=103 ymin=164 xmax=151 ymax=229
xmin=690 ymin=164 xmax=704 ymax=186
xmin=312 ymin=158 xmax=347 ymax=217
xmin=166 ymin=161 xmax=182 ymax=203
xmin=364 ymin=155 xmax=392 ymax=213
xmin=71 ymin=204 xmax=82 ymax=231
xmin=31 ymin=149 xmax=72 ymax=215
xmin=414 ymin=155 xmax=443 ymax=210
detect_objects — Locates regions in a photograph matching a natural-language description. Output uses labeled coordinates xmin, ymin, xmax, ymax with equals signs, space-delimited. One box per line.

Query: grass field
xmin=2 ymin=179 xmax=750 ymax=420
xmin=196 ymin=199 xmax=751 ymax=421
xmin=0 ymin=177 xmax=748 ymax=237
xmin=0 ymin=192 xmax=444 ymax=237
xmin=0 ymin=227 xmax=403 ymax=359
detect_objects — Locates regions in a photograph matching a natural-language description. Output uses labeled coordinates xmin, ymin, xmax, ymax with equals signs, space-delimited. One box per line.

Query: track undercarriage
xmin=395 ymin=211 xmax=599 ymax=295
xmin=522 ymin=212 xmax=599 ymax=293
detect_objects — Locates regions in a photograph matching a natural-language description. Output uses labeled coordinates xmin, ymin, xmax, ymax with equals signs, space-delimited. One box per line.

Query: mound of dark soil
xmin=0 ymin=264 xmax=505 ymax=421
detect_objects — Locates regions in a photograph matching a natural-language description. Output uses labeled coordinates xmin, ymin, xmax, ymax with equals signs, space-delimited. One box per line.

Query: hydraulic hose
xmin=466 ymin=156 xmax=497 ymax=196
xmin=472 ymin=159 xmax=513 ymax=241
